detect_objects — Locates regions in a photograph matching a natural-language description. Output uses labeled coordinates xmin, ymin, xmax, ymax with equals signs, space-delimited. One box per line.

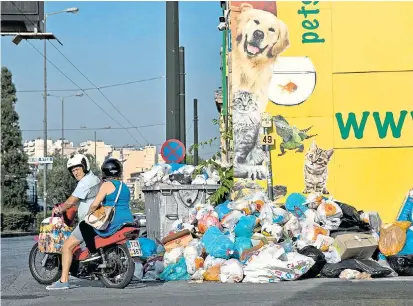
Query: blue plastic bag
xmin=201 ymin=226 xmax=234 ymax=259
xmin=233 ymin=237 xmax=252 ymax=260
xmin=215 ymin=200 xmax=231 ymax=220
xmin=159 ymin=257 xmax=190 ymax=281
xmin=397 ymin=195 xmax=413 ymax=222
xmin=285 ymin=193 xmax=308 ymax=220
xmin=234 ymin=215 xmax=257 ymax=238
xmin=138 ymin=237 xmax=157 ymax=259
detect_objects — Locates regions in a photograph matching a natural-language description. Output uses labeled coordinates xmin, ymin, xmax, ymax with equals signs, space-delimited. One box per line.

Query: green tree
xmin=37 ymin=152 xmax=101 ymax=208
xmin=1 ymin=67 xmax=31 ymax=212
xmin=185 ymin=154 xmax=205 ymax=166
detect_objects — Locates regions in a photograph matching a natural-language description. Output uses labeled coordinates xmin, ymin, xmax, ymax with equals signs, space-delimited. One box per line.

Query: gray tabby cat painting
xmin=232 ymin=90 xmax=267 ymax=180
xmin=303 ymin=141 xmax=334 ymax=194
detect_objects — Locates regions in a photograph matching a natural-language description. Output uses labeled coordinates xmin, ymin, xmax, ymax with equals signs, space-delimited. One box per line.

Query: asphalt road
xmin=1 ymin=236 xmax=413 ymax=306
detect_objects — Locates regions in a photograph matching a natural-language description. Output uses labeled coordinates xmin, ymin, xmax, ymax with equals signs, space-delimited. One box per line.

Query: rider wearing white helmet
xmin=48 ymin=153 xmax=101 ymax=290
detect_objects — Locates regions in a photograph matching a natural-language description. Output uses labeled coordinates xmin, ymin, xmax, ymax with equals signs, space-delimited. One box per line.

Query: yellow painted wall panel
xmin=331 ymin=2 xmax=413 ymax=72
xmin=333 ymin=72 xmax=413 ymax=148
xmin=271 ymin=2 xmax=333 ymax=118
xmin=333 ymin=148 xmax=413 ymax=223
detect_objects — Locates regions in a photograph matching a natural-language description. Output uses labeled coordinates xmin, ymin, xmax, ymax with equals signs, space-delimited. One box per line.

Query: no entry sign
xmin=161 ymin=139 xmax=186 ymax=163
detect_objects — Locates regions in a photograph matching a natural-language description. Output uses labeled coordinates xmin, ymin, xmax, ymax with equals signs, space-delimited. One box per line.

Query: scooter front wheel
xmin=28 ymin=243 xmax=62 ymax=285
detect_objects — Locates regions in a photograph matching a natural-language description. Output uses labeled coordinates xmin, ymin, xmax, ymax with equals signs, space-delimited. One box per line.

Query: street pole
xmin=194 ymin=98 xmax=199 ymax=166
xmin=94 ymin=130 xmax=97 ymax=167
xmin=61 ymin=97 xmax=64 ymax=157
xmin=43 ymin=15 xmax=48 ymax=219
xmin=178 ymin=46 xmax=186 ymax=162
xmin=166 ymin=1 xmax=180 ymax=141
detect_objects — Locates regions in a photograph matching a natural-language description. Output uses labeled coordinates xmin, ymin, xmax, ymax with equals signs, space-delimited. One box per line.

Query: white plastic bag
xmin=204 ymin=255 xmax=226 ymax=270
xmin=261 ymin=223 xmax=283 ymax=242
xmin=301 ymin=221 xmax=330 ymax=244
xmin=323 ymin=246 xmax=341 ymax=264
xmin=134 ymin=260 xmax=144 ymax=281
xmin=243 ymin=244 xmax=315 ymax=283
xmin=164 ymin=247 xmax=184 ymax=267
xmin=221 ymin=210 xmax=243 ymax=230
xmin=313 ymin=234 xmax=334 ymax=252
xmin=184 ymin=240 xmax=204 ymax=275
xmin=317 ymin=201 xmax=343 ymax=230
xmin=284 ymin=216 xmax=302 ymax=238
xmin=219 ymin=259 xmax=244 ymax=283
xmin=192 ymin=175 xmax=207 ymax=185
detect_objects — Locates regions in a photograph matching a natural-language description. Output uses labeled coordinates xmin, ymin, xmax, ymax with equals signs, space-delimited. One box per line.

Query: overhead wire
xmin=16 ymin=76 xmax=165 ymax=93
xmin=8 ymin=2 xmax=148 ymax=146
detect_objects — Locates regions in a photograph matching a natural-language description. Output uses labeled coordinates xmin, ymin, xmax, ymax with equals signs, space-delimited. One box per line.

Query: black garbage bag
xmin=298 ymin=246 xmax=326 ymax=278
xmin=387 ymin=255 xmax=413 ymax=276
xmin=320 ymin=259 xmax=393 ymax=278
xmin=169 ymin=173 xmax=192 ymax=185
xmin=330 ymin=201 xmax=371 ymax=233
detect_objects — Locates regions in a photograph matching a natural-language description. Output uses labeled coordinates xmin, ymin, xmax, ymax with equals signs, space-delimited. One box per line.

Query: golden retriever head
xmin=235 ymin=3 xmax=290 ymax=64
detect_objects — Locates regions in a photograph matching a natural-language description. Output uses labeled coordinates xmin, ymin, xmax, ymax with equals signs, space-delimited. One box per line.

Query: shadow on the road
xmin=1 ymin=294 xmax=47 ymax=300
xmin=69 ymin=278 xmax=165 ymax=289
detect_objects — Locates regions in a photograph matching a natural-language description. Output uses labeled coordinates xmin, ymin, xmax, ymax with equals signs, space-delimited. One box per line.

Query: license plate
xmin=126 ymin=240 xmax=142 ymax=257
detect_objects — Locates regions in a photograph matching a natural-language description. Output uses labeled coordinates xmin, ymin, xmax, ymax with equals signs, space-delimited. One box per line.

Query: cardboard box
xmin=333 ymin=233 xmax=378 ymax=260
xmin=161 ymin=229 xmax=193 ymax=252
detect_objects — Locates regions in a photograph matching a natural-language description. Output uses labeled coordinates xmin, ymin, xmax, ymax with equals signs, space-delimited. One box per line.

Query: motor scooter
xmin=29 ymin=203 xmax=142 ymax=289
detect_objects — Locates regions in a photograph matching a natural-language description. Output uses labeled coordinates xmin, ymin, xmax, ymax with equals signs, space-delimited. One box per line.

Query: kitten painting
xmin=232 ymin=89 xmax=267 ymax=180
xmin=303 ymin=141 xmax=334 ymax=194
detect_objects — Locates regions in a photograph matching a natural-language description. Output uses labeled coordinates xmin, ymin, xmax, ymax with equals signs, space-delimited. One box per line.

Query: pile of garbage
xmin=133 ymin=183 xmax=413 ymax=283
xmin=141 ymin=163 xmax=221 ymax=186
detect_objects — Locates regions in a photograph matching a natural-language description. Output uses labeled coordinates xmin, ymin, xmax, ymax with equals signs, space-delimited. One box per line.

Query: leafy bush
xmin=1 ymin=210 xmax=34 ymax=232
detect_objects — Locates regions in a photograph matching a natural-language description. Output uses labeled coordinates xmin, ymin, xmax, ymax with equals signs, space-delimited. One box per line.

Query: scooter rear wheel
xmin=28 ymin=243 xmax=62 ymax=285
xmin=98 ymin=244 xmax=135 ymax=289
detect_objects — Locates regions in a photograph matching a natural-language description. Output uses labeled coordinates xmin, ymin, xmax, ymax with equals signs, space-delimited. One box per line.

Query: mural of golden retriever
xmin=232 ymin=3 xmax=290 ymax=112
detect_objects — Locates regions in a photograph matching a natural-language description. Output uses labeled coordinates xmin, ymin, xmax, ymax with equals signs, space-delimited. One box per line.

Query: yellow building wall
xmin=230 ymin=1 xmax=413 ymax=223
xmin=271 ymin=1 xmax=413 ymax=222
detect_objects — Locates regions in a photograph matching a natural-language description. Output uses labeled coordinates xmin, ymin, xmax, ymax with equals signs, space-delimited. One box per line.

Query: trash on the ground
xmin=339 ymin=269 xmax=372 ymax=280
xmin=161 ymin=229 xmax=193 ymax=252
xmin=320 ymin=259 xmax=393 ymax=278
xmin=333 ymin=233 xmax=378 ymax=260
xmin=378 ymin=223 xmax=407 ymax=256
xmin=138 ymin=175 xmax=413 ymax=284
xmin=219 ymin=259 xmax=244 ymax=283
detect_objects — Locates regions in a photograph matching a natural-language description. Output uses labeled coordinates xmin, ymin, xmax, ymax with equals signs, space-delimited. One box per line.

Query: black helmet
xmin=101 ymin=158 xmax=122 ymax=179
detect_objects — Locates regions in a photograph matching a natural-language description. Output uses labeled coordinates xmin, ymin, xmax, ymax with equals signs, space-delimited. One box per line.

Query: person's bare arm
xmin=87 ymin=182 xmax=112 ymax=215
xmin=61 ymin=196 xmax=79 ymax=212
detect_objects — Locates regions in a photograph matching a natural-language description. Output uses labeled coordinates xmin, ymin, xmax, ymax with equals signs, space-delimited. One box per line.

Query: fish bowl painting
xmin=268 ymin=57 xmax=316 ymax=106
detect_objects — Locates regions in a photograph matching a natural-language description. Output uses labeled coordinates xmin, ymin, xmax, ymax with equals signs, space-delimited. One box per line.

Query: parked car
xmin=133 ymin=213 xmax=146 ymax=228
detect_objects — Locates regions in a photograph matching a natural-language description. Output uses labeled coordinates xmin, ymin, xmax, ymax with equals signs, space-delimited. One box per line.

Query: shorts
xmin=70 ymin=224 xmax=84 ymax=243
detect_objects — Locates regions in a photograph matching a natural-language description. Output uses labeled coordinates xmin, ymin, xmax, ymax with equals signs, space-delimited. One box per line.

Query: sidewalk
xmin=1 ymin=232 xmax=37 ymax=238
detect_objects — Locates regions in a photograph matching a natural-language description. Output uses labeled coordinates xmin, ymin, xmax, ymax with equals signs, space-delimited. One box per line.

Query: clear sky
xmin=1 ymin=1 xmax=222 ymax=158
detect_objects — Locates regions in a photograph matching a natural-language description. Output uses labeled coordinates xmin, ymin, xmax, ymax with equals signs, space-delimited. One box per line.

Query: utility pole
xmin=194 ymin=98 xmax=199 ymax=166
xmin=94 ymin=130 xmax=97 ymax=167
xmin=43 ymin=16 xmax=48 ymax=219
xmin=179 ymin=46 xmax=186 ymax=162
xmin=61 ymin=97 xmax=64 ymax=157
xmin=166 ymin=1 xmax=180 ymax=141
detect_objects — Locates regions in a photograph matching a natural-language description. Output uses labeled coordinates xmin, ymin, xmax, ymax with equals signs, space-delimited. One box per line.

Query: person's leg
xmin=46 ymin=235 xmax=80 ymax=290
xmin=46 ymin=224 xmax=83 ymax=290
xmin=79 ymin=221 xmax=100 ymax=260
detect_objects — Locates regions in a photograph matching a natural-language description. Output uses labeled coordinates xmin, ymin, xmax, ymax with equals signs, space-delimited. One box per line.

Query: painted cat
xmin=232 ymin=89 xmax=267 ymax=180
xmin=303 ymin=141 xmax=334 ymax=194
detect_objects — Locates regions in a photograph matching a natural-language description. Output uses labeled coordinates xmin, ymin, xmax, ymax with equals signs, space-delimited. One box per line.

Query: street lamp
xmin=47 ymin=93 xmax=83 ymax=157
xmin=80 ymin=126 xmax=112 ymax=167
xmin=42 ymin=7 xmax=80 ymax=219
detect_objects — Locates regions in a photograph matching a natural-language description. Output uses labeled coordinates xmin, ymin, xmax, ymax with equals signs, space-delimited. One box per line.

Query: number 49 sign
xmin=260 ymin=134 xmax=275 ymax=146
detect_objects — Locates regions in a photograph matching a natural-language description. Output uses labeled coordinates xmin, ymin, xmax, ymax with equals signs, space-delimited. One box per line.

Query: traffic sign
xmin=28 ymin=157 xmax=54 ymax=164
xmin=161 ymin=139 xmax=186 ymax=163
xmin=261 ymin=113 xmax=273 ymax=128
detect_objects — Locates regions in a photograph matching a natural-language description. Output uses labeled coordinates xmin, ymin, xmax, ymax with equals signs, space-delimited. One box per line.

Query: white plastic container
xmin=268 ymin=56 xmax=316 ymax=106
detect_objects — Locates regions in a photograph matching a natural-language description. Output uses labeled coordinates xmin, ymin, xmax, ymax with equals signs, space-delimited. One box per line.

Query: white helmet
xmin=67 ymin=153 xmax=90 ymax=174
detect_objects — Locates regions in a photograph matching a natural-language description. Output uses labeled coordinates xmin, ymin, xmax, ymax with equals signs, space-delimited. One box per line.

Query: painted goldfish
xmin=278 ymin=81 xmax=298 ymax=93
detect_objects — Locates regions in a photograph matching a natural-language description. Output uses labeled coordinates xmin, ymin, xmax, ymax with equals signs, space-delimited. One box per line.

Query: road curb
xmin=1 ymin=232 xmax=38 ymax=238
